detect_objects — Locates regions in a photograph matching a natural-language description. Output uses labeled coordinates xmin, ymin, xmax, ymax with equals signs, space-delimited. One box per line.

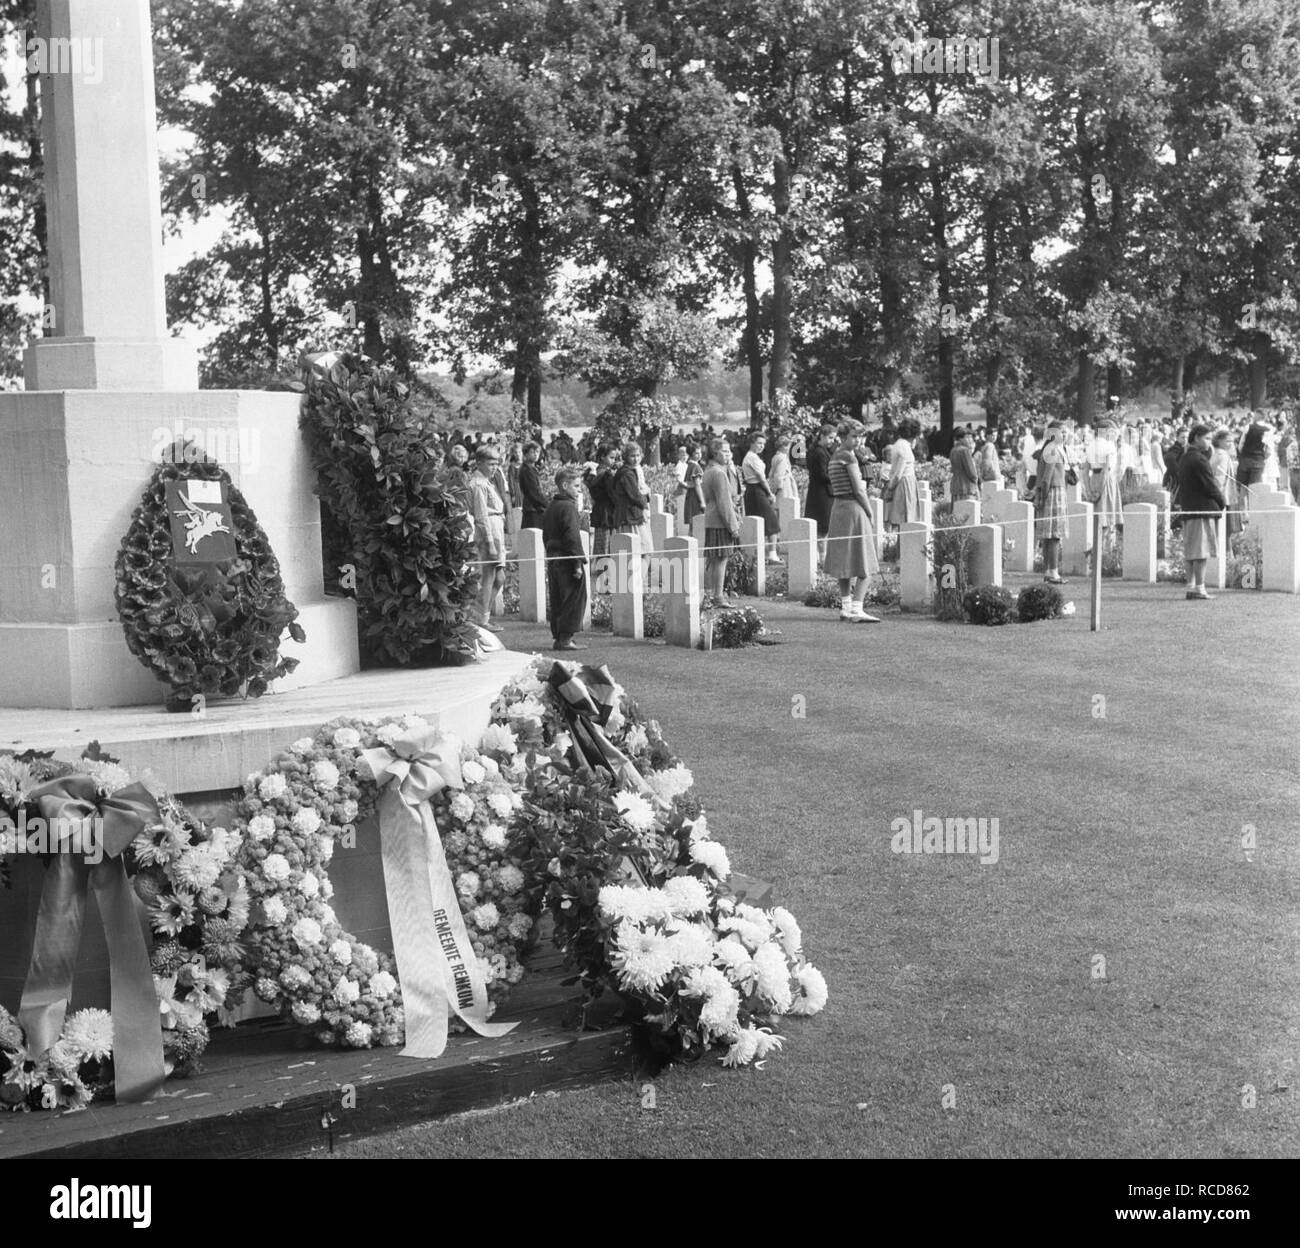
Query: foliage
xmin=929 ymin=519 xmax=976 ymax=622
xmin=297 ymin=352 xmax=480 ymax=665
xmin=115 ymin=450 xmax=303 ymax=704
xmin=705 ymin=605 xmax=769 ymax=649
xmin=1227 ymin=529 xmax=1263 ymax=589
xmin=802 ymin=571 xmax=899 ymax=610
xmin=962 ymin=584 xmax=1017 ymax=626
xmin=1014 ymin=585 xmax=1062 ymax=623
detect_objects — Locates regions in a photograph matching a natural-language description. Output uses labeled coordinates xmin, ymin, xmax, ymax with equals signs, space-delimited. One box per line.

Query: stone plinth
xmin=1062 ymin=499 xmax=1094 ymax=576
xmin=741 ymin=515 xmax=765 ymax=596
xmin=968 ymin=524 xmax=1002 ymax=587
xmin=899 ymin=521 xmax=933 ymax=612
xmin=0 ymin=388 xmax=359 ymax=708
xmin=1121 ymin=504 xmax=1156 ymax=583
xmin=609 ymin=531 xmax=643 ymax=638
xmin=517 ymin=528 xmax=546 ymax=622
xmin=662 ymin=536 xmax=700 ymax=647
xmin=786 ymin=518 xmax=817 ymax=597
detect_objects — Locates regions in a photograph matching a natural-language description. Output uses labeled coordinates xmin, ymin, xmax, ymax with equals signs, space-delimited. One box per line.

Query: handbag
xmin=1065 ymin=467 xmax=1079 ymax=486
xmin=882 ymin=480 xmax=898 ymax=503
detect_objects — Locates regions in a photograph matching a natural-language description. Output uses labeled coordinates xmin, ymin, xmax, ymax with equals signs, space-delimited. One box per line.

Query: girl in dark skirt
xmin=740 ymin=433 xmax=782 ymax=562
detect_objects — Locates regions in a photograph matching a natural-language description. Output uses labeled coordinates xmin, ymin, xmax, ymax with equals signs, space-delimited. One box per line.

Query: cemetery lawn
xmin=310 ymin=578 xmax=1299 ymax=1159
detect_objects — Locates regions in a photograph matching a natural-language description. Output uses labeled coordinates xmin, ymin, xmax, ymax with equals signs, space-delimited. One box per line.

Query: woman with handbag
xmin=884 ymin=420 xmax=920 ymax=530
xmin=1084 ymin=420 xmax=1123 ymax=532
xmin=1034 ymin=422 xmax=1075 ymax=585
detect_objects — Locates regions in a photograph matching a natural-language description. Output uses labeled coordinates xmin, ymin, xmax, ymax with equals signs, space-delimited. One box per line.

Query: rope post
xmin=1090 ymin=509 xmax=1102 ymax=631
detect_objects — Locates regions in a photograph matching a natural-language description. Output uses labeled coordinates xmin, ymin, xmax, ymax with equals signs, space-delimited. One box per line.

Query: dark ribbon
xmin=18 ymin=776 xmax=165 ymax=1103
xmin=546 ymin=663 xmax=653 ymax=798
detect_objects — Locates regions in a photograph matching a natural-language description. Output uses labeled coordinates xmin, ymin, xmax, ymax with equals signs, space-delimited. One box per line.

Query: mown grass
xmin=305 ymin=577 xmax=1299 ymax=1159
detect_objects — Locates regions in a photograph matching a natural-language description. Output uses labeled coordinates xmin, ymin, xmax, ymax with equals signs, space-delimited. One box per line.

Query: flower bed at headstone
xmin=1014 ymin=584 xmax=1065 ymax=622
xmin=802 ymin=572 xmax=900 ymax=610
xmin=1227 ymin=530 xmax=1262 ymax=589
xmin=962 ymin=584 xmax=1016 ymax=625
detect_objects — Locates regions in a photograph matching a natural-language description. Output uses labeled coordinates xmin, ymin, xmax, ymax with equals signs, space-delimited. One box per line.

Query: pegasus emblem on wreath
xmin=172 ymin=486 xmax=232 ymax=556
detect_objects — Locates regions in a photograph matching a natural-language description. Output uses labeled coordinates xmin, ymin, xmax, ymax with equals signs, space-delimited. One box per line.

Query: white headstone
xmin=663 ymin=536 xmax=701 ymax=647
xmin=649 ymin=505 xmax=674 ymax=558
xmin=1121 ymin=503 xmax=1156 ymax=583
xmin=1260 ymin=504 xmax=1300 ymax=593
xmin=916 ymin=480 xmax=931 ymax=502
xmin=918 ymin=496 xmax=933 ymax=529
xmin=967 ymin=523 xmax=1003 ymax=587
xmin=899 ymin=521 xmax=933 ymax=612
xmin=1204 ymin=513 xmax=1228 ymax=590
xmin=1000 ymin=500 xmax=1036 ymax=574
xmin=786 ymin=517 xmax=817 ymax=597
xmin=952 ymin=498 xmax=981 ymax=526
xmin=691 ymin=514 xmax=707 ymax=591
xmin=609 ymin=531 xmax=644 ymax=638
xmin=979 ymin=479 xmax=1003 ymax=504
xmin=517 ymin=527 xmax=547 ymax=622
xmin=579 ymin=528 xmax=592 ymax=631
xmin=777 ymin=495 xmax=800 ymax=545
xmin=1061 ymin=499 xmax=1094 ymax=576
xmin=868 ymin=497 xmax=885 ymax=556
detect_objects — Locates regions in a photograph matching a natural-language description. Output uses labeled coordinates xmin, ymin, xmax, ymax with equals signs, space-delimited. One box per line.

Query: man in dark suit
xmin=542 ymin=466 xmax=588 ymax=650
xmin=518 ymin=442 xmax=549 ymax=530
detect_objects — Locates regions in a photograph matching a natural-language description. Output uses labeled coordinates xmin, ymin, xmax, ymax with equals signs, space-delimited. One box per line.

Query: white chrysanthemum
xmin=291 ymin=917 xmax=323 ymax=947
xmin=450 ymin=793 xmax=475 ymax=823
xmin=770 ymin=906 xmax=802 ymax=957
xmin=624 ymin=725 xmax=649 ymax=754
xmin=319 ymin=837 xmax=335 ymax=865
xmin=319 ymin=904 xmax=337 ymax=926
xmin=345 ymin=1020 xmax=373 ymax=1047
xmin=613 ymin=790 xmax=657 ymax=833
xmin=247 ymin=814 xmax=276 ymax=842
xmin=0 ymin=827 xmax=18 ymax=856
xmin=480 ymin=724 xmax=518 ymax=756
xmin=62 ymin=1008 xmax=114 ymax=1061
xmin=461 ymin=759 xmax=486 ymax=786
xmin=712 ymin=937 xmax=756 ymax=991
xmin=787 ymin=964 xmax=829 ymax=1016
xmin=375 ymin=724 xmax=402 ymax=747
xmin=262 ymin=853 xmax=291 ymax=883
xmin=477 ymin=955 xmax=498 ymax=984
xmin=456 ymin=871 xmax=481 ymax=900
xmin=332 ymin=978 xmax=360 ymax=1005
xmin=332 ymin=727 xmax=361 ymax=749
xmin=498 ymin=864 xmax=525 ymax=895
xmin=280 ymin=965 xmax=311 ymax=990
xmin=645 ymin=765 xmax=694 ymax=803
xmin=401 ymin=714 xmax=431 ymax=733
xmin=689 ymin=838 xmax=731 ymax=879
xmin=752 ymin=941 xmax=794 ymax=1012
xmin=480 ymin=823 xmax=508 ymax=852
xmin=87 ymin=760 xmax=133 ymax=796
xmin=369 ymin=971 xmax=397 ymax=999
xmin=310 ymin=760 xmax=340 ymax=791
xmin=610 ymin=922 xmax=676 ymax=994
xmin=665 ymin=922 xmax=714 ymax=969
xmin=292 ymin=807 xmax=322 ymax=836
xmin=291 ymin=1001 xmax=321 ymax=1025
xmin=291 ymin=737 xmax=315 ymax=753
xmin=735 ymin=902 xmax=771 ymax=930
xmin=258 ymin=773 xmax=288 ymax=801
xmin=479 ymin=756 xmax=501 ymax=777
xmin=718 ymin=915 xmax=770 ymax=952
xmin=597 ymin=884 xmax=675 ymax=925
xmin=261 ymin=894 xmax=288 ymax=925
xmin=510 ymin=695 xmax=548 ymax=721
xmin=486 ymin=791 xmax=513 ymax=820
xmin=553 ymin=731 xmax=573 ymax=755
xmin=687 ymin=814 xmax=709 ymax=842
xmin=172 ymin=848 xmax=222 ymax=891
xmin=472 ymin=902 xmax=500 ymax=931
xmin=662 ymin=874 xmax=711 ymax=918
xmin=329 ymin=939 xmax=352 ymax=966
xmin=507 ymin=912 xmax=533 ymax=940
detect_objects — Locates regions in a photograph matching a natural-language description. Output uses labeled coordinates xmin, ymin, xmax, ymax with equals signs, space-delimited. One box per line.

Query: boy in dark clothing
xmin=518 ymin=443 xmax=549 ymax=530
xmin=542 ymin=466 xmax=588 ymax=650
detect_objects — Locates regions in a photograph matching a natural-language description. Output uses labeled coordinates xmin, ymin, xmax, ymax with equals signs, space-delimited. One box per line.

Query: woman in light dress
xmin=1033 ymin=422 xmax=1075 ymax=584
xmin=884 ymin=420 xmax=921 ymax=530
xmin=1017 ymin=425 xmax=1037 ymax=496
xmin=1085 ymin=421 xmax=1124 ymax=532
xmin=1141 ymin=425 xmax=1166 ymax=485
xmin=767 ymin=434 xmax=799 ymax=517
xmin=1210 ymin=429 xmax=1243 ymax=539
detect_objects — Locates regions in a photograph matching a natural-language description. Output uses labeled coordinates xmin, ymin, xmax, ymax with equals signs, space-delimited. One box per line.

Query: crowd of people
xmin=418 ymin=403 xmax=1297 ymax=639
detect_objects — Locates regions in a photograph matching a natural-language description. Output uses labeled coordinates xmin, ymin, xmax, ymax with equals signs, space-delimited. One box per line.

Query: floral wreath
xmin=231 ymin=715 xmax=536 ymax=1049
xmin=0 ymin=749 xmax=250 ymax=1111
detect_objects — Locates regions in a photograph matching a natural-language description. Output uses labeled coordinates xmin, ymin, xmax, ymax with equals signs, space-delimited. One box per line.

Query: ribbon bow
xmin=547 ymin=663 xmax=653 ymax=799
xmin=359 ymin=728 xmax=516 ymax=1058
xmin=16 ymin=776 xmax=164 ymax=1103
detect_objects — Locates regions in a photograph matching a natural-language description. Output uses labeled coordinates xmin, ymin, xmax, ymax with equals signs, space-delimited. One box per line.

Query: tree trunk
xmin=984 ymin=197 xmax=1001 ymax=427
xmin=1077 ymin=352 xmax=1096 ymax=425
xmin=927 ymin=113 xmax=954 ymax=443
xmin=732 ymin=167 xmax=764 ymax=421
xmin=1106 ymin=364 xmax=1121 ymax=409
xmin=1248 ymin=341 xmax=1268 ymax=409
xmin=769 ymin=150 xmax=792 ymax=402
xmin=1171 ymin=354 xmax=1185 ymax=417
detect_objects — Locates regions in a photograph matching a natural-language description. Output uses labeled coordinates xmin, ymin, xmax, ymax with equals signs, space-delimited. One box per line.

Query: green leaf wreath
xmin=114 ymin=449 xmax=305 ymax=705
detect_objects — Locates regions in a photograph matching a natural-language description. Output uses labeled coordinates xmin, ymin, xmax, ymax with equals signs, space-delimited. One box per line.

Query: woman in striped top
xmin=824 ymin=420 xmax=881 ymax=622
xmin=741 ymin=433 xmax=783 ymax=563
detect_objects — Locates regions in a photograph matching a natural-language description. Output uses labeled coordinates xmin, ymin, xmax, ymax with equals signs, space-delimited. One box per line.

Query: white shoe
xmin=767 ymin=552 xmax=782 ymax=563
